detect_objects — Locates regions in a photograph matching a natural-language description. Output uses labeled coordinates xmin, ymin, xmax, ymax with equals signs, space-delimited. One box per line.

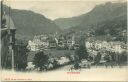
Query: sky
xmin=4 ymin=0 xmax=126 ymax=20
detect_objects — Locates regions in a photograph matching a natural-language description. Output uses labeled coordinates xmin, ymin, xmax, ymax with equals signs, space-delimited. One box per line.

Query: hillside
xmin=73 ymin=2 xmax=127 ymax=43
xmin=94 ymin=13 xmax=127 ymax=43
xmin=54 ymin=15 xmax=84 ymax=30
xmin=71 ymin=2 xmax=127 ymax=31
xmin=11 ymin=9 xmax=61 ymax=40
xmin=55 ymin=2 xmax=127 ymax=43
xmin=54 ymin=2 xmax=127 ymax=30
xmin=3 ymin=5 xmax=61 ymax=40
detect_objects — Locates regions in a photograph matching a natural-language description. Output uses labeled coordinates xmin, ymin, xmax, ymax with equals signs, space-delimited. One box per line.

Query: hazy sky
xmin=4 ymin=0 xmax=126 ymax=20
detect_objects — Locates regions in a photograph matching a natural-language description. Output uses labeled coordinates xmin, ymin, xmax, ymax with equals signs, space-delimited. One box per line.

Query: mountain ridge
xmin=9 ymin=9 xmax=61 ymax=40
xmin=54 ymin=2 xmax=126 ymax=30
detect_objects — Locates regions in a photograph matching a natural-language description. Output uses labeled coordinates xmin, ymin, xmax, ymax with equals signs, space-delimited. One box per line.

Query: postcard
xmin=1 ymin=0 xmax=127 ymax=81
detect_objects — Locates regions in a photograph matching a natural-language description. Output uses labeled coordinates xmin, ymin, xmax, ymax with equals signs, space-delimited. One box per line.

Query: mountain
xmin=55 ymin=2 xmax=127 ymax=43
xmin=12 ymin=9 xmax=61 ymax=40
xmin=54 ymin=16 xmax=84 ymax=29
xmin=94 ymin=12 xmax=127 ymax=43
xmin=54 ymin=2 xmax=127 ymax=30
xmin=4 ymin=7 xmax=61 ymax=40
xmin=72 ymin=2 xmax=127 ymax=31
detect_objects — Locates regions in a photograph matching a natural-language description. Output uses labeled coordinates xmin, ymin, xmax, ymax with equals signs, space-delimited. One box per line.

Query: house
xmin=86 ymin=40 xmax=125 ymax=50
xmin=67 ymin=39 xmax=75 ymax=50
xmin=27 ymin=40 xmax=39 ymax=51
xmin=56 ymin=35 xmax=66 ymax=49
xmin=49 ymin=38 xmax=57 ymax=48
xmin=27 ymin=34 xmax=50 ymax=51
xmin=67 ymin=34 xmax=75 ymax=49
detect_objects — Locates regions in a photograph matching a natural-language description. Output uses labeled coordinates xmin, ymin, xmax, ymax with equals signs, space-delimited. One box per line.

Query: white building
xmin=27 ymin=40 xmax=40 ymax=51
xmin=27 ymin=35 xmax=50 ymax=51
xmin=26 ymin=62 xmax=35 ymax=70
xmin=85 ymin=40 xmax=126 ymax=54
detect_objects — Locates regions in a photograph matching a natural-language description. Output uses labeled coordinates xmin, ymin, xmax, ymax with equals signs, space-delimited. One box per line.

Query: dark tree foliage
xmin=75 ymin=35 xmax=88 ymax=61
xmin=118 ymin=51 xmax=127 ymax=64
xmin=1 ymin=31 xmax=10 ymax=69
xmin=33 ymin=51 xmax=49 ymax=71
xmin=73 ymin=61 xmax=81 ymax=70
xmin=75 ymin=45 xmax=88 ymax=61
xmin=14 ymin=39 xmax=29 ymax=71
xmin=52 ymin=59 xmax=59 ymax=69
xmin=94 ymin=52 xmax=101 ymax=65
xmin=95 ymin=15 xmax=127 ymax=43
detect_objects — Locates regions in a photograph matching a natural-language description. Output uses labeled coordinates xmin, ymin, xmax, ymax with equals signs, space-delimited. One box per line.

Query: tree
xmin=75 ymin=45 xmax=88 ymax=61
xmin=33 ymin=51 xmax=49 ymax=71
xmin=52 ymin=59 xmax=59 ymax=69
xmin=94 ymin=52 xmax=101 ymax=65
xmin=15 ymin=39 xmax=29 ymax=71
xmin=75 ymin=34 xmax=88 ymax=62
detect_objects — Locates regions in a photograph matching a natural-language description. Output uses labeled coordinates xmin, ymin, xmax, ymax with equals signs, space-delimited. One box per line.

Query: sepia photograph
xmin=0 ymin=0 xmax=127 ymax=81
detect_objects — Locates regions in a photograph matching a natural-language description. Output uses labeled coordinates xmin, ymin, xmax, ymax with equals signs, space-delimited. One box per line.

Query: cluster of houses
xmin=85 ymin=40 xmax=126 ymax=54
xmin=85 ymin=40 xmax=127 ymax=63
xmin=27 ymin=35 xmax=49 ymax=51
xmin=27 ymin=34 xmax=78 ymax=51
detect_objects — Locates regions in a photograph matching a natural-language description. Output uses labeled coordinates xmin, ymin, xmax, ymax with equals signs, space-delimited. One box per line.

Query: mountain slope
xmin=2 ymin=5 xmax=61 ymax=40
xmin=54 ymin=2 xmax=127 ymax=30
xmin=54 ymin=15 xmax=84 ymax=29
xmin=9 ymin=9 xmax=61 ymax=40
xmin=72 ymin=2 xmax=127 ymax=31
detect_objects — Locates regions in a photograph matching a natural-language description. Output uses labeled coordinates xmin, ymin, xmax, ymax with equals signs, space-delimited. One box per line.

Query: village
xmin=1 ymin=11 xmax=127 ymax=71
xmin=26 ymin=32 xmax=127 ymax=71
xmin=27 ymin=33 xmax=76 ymax=51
